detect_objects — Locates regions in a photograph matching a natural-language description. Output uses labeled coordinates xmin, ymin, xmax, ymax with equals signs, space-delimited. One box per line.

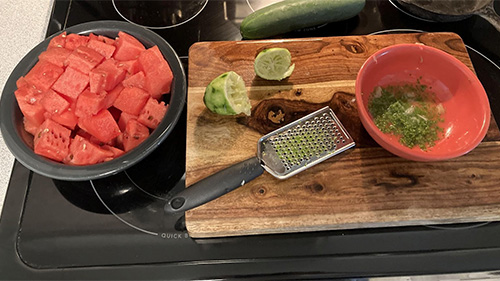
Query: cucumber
xmin=240 ymin=0 xmax=366 ymax=39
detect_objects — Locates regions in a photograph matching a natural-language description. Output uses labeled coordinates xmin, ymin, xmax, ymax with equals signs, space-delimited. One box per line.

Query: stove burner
xmin=88 ymin=106 xmax=186 ymax=235
xmin=91 ymin=174 xmax=186 ymax=236
xmin=112 ymin=0 xmax=208 ymax=29
xmin=389 ymin=0 xmax=468 ymax=22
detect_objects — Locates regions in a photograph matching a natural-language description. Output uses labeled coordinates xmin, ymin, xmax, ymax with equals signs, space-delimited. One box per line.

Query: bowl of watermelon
xmin=0 ymin=21 xmax=186 ymax=181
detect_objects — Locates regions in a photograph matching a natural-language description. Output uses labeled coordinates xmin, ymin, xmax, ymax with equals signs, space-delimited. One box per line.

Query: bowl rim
xmin=355 ymin=43 xmax=491 ymax=161
xmin=0 ymin=20 xmax=186 ymax=180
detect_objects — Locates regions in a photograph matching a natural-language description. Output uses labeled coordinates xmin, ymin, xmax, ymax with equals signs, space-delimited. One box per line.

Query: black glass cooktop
xmin=1 ymin=0 xmax=500 ymax=279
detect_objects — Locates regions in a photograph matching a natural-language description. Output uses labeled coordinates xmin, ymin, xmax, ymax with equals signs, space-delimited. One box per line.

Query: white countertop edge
xmin=0 ymin=0 xmax=54 ymax=216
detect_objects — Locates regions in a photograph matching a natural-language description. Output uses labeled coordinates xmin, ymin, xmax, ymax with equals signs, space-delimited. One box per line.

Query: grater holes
xmin=269 ymin=111 xmax=344 ymax=170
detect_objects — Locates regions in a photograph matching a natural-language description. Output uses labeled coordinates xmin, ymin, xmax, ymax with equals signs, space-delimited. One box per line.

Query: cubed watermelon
xmin=104 ymin=84 xmax=124 ymax=109
xmin=48 ymin=32 xmax=67 ymax=49
xmin=122 ymin=119 xmax=149 ymax=152
xmin=16 ymin=77 xmax=28 ymax=88
xmin=51 ymin=66 xmax=89 ymax=100
xmin=102 ymin=145 xmax=125 ymax=159
xmin=89 ymin=33 xmax=100 ymax=41
xmin=63 ymin=135 xmax=114 ymax=165
xmin=75 ymin=128 xmax=92 ymax=139
xmin=75 ymin=88 xmax=107 ymax=118
xmin=117 ymin=59 xmax=140 ymax=74
xmin=89 ymin=58 xmax=126 ymax=93
xmin=23 ymin=117 xmax=39 ymax=136
xmin=88 ymin=71 xmax=106 ymax=94
xmin=78 ymin=109 xmax=121 ymax=143
xmin=64 ymin=33 xmax=90 ymax=51
xmin=14 ymin=31 xmax=172 ymax=165
xmin=38 ymin=47 xmax=72 ymax=68
xmin=118 ymin=111 xmax=137 ymax=131
xmin=113 ymin=31 xmax=146 ymax=61
xmin=49 ymin=102 xmax=78 ymax=130
xmin=115 ymin=133 xmax=124 ymax=150
xmin=64 ymin=46 xmax=104 ymax=74
xmin=137 ymin=97 xmax=167 ymax=129
xmin=100 ymin=35 xmax=116 ymax=45
xmin=113 ymin=86 xmax=149 ymax=115
xmin=89 ymin=134 xmax=116 ymax=147
xmin=24 ymin=60 xmax=64 ymax=93
xmin=14 ymin=85 xmax=46 ymax=127
xmin=34 ymin=119 xmax=71 ymax=162
xmin=87 ymin=39 xmax=116 ymax=59
xmin=137 ymin=46 xmax=173 ymax=99
xmin=122 ymin=71 xmax=145 ymax=89
xmin=40 ymin=89 xmax=70 ymax=115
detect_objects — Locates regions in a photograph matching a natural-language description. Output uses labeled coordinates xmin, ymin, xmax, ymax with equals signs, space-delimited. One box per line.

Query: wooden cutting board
xmin=184 ymin=32 xmax=500 ymax=238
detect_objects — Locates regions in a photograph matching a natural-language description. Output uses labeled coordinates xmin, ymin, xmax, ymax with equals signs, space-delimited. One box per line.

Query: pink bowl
xmin=355 ymin=44 xmax=490 ymax=161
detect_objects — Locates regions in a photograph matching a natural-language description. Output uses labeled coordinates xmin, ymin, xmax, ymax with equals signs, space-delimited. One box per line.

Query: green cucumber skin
xmin=240 ymin=0 xmax=366 ymax=39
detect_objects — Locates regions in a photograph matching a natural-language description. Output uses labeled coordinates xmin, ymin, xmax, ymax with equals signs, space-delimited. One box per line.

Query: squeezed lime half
xmin=203 ymin=71 xmax=252 ymax=116
xmin=254 ymin=48 xmax=295 ymax=81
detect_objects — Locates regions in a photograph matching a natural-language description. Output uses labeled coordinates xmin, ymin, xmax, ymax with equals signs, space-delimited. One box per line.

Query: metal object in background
xmin=398 ymin=0 xmax=500 ymax=31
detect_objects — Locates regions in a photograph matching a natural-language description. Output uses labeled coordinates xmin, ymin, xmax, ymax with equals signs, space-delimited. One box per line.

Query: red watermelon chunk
xmin=16 ymin=77 xmax=28 ymax=88
xmin=88 ymin=34 xmax=115 ymax=45
xmin=38 ymin=47 xmax=72 ymax=68
xmin=14 ymin=85 xmax=46 ymax=127
xmin=49 ymin=102 xmax=78 ymax=130
xmin=78 ymin=109 xmax=121 ymax=143
xmin=122 ymin=71 xmax=145 ymax=89
xmin=50 ymin=109 xmax=78 ymax=130
xmin=113 ymin=31 xmax=146 ymax=61
xmin=89 ymin=33 xmax=100 ymax=42
xmin=137 ymin=46 xmax=173 ymax=99
xmin=122 ymin=119 xmax=149 ymax=152
xmin=64 ymin=135 xmax=114 ymax=165
xmin=64 ymin=33 xmax=89 ymax=51
xmin=100 ymin=35 xmax=116 ymax=45
xmin=24 ymin=60 xmax=64 ymax=93
xmin=87 ymin=39 xmax=116 ymax=59
xmin=89 ymin=58 xmax=126 ymax=93
xmin=113 ymin=86 xmax=149 ymax=115
xmin=118 ymin=111 xmax=137 ymax=131
xmin=34 ymin=119 xmax=71 ymax=162
xmin=51 ymin=67 xmax=89 ymax=100
xmin=23 ymin=118 xmax=39 ymax=136
xmin=40 ymin=89 xmax=70 ymax=115
xmin=102 ymin=145 xmax=125 ymax=159
xmin=104 ymin=84 xmax=124 ymax=109
xmin=137 ymin=97 xmax=167 ymax=129
xmin=89 ymin=135 xmax=116 ymax=147
xmin=48 ymin=32 xmax=67 ymax=49
xmin=75 ymin=88 xmax=107 ymax=118
xmin=117 ymin=59 xmax=140 ymax=74
xmin=64 ymin=46 xmax=104 ymax=74
xmin=88 ymin=70 xmax=105 ymax=93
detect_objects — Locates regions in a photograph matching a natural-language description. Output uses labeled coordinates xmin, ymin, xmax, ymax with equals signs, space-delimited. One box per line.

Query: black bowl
xmin=0 ymin=21 xmax=186 ymax=181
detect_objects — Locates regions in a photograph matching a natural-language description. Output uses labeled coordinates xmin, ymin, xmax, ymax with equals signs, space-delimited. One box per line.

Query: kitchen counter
xmin=0 ymin=0 xmax=53 ymax=215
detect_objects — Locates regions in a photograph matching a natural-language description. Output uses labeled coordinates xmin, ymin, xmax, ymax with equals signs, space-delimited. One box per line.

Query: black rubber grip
xmin=164 ymin=157 xmax=264 ymax=213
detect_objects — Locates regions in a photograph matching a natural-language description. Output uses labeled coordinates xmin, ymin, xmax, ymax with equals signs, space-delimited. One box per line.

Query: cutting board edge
xmin=186 ymin=215 xmax=497 ymax=238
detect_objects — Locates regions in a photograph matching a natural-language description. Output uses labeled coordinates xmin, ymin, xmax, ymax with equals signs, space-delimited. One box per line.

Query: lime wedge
xmin=203 ymin=71 xmax=252 ymax=116
xmin=254 ymin=48 xmax=295 ymax=81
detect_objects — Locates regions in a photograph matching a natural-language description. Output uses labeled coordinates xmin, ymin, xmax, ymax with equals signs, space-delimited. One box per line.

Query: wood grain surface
xmin=184 ymin=32 xmax=500 ymax=238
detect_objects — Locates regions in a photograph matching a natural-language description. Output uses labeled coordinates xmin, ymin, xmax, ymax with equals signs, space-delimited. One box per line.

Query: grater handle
xmin=164 ymin=157 xmax=264 ymax=213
